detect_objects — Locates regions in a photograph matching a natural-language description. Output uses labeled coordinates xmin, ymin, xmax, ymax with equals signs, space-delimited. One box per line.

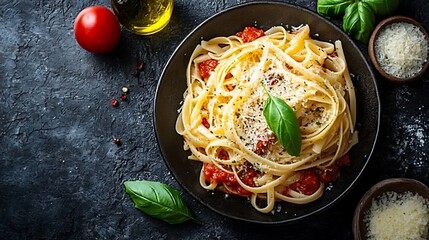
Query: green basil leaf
xmin=263 ymin=94 xmax=301 ymax=156
xmin=343 ymin=1 xmax=375 ymax=43
xmin=124 ymin=180 xmax=199 ymax=224
xmin=317 ymin=0 xmax=355 ymax=16
xmin=361 ymin=0 xmax=399 ymax=16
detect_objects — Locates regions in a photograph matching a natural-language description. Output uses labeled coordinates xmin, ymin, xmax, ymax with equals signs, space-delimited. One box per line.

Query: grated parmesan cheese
xmin=374 ymin=22 xmax=428 ymax=78
xmin=234 ymin=60 xmax=330 ymax=164
xmin=364 ymin=191 xmax=429 ymax=240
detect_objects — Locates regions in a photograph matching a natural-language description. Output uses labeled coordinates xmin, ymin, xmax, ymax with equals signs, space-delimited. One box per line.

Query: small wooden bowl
xmin=368 ymin=16 xmax=429 ymax=83
xmin=352 ymin=178 xmax=429 ymax=240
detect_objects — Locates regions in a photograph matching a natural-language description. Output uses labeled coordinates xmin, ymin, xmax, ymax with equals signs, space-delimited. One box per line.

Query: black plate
xmin=154 ymin=1 xmax=380 ymax=224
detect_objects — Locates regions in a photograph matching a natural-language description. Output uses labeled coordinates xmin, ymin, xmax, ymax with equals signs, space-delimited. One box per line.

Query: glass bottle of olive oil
xmin=111 ymin=0 xmax=173 ymax=35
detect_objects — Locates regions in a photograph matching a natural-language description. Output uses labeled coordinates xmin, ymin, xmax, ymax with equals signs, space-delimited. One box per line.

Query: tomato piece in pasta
xmin=288 ymin=169 xmax=321 ymax=195
xmin=239 ymin=165 xmax=258 ymax=188
xmin=236 ymin=27 xmax=265 ymax=43
xmin=203 ymin=163 xmax=235 ymax=184
xmin=218 ymin=149 xmax=229 ymax=160
xmin=253 ymin=133 xmax=276 ymax=155
xmin=318 ymin=165 xmax=340 ymax=184
xmin=318 ymin=154 xmax=350 ymax=184
xmin=203 ymin=162 xmax=259 ymax=197
xmin=336 ymin=153 xmax=351 ymax=167
xmin=201 ymin=117 xmax=210 ymax=128
xmin=197 ymin=59 xmax=218 ymax=79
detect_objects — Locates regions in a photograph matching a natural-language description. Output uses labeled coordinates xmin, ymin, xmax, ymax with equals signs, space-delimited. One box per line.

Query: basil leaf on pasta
xmin=124 ymin=180 xmax=199 ymax=224
xmin=263 ymin=94 xmax=302 ymax=156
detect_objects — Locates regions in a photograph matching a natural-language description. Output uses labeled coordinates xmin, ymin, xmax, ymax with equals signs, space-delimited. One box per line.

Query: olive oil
xmin=111 ymin=0 xmax=173 ymax=35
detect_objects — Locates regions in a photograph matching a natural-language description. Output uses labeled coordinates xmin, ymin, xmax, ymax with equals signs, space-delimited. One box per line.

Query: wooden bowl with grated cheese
xmin=368 ymin=16 xmax=429 ymax=83
xmin=353 ymin=178 xmax=429 ymax=240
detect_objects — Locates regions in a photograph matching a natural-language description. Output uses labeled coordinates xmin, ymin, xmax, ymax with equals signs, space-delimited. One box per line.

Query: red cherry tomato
xmin=74 ymin=6 xmax=121 ymax=53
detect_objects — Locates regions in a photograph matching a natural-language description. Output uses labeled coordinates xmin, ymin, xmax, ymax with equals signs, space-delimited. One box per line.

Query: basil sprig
xmin=343 ymin=2 xmax=375 ymax=43
xmin=263 ymin=90 xmax=301 ymax=156
xmin=316 ymin=0 xmax=399 ymax=43
xmin=317 ymin=0 xmax=355 ymax=16
xmin=124 ymin=180 xmax=199 ymax=224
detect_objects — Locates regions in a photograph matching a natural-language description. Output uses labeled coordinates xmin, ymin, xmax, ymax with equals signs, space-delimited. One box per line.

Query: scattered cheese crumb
xmin=364 ymin=191 xmax=429 ymax=240
xmin=374 ymin=22 xmax=428 ymax=78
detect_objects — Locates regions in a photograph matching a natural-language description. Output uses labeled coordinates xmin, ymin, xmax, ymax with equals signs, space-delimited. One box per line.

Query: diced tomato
xmin=203 ymin=163 xmax=235 ymax=184
xmin=285 ymin=63 xmax=293 ymax=70
xmin=203 ymin=162 xmax=258 ymax=196
xmin=236 ymin=27 xmax=265 ymax=43
xmin=240 ymin=164 xmax=258 ymax=188
xmin=202 ymin=117 xmax=210 ymax=128
xmin=336 ymin=154 xmax=350 ymax=167
xmin=254 ymin=140 xmax=270 ymax=155
xmin=203 ymin=163 xmax=216 ymax=180
xmin=284 ymin=155 xmax=351 ymax=196
xmin=231 ymin=184 xmax=252 ymax=196
xmin=198 ymin=59 xmax=218 ymax=79
xmin=288 ymin=169 xmax=321 ymax=195
xmin=318 ymin=164 xmax=340 ymax=184
xmin=227 ymin=164 xmax=259 ymax=196
xmin=318 ymin=154 xmax=350 ymax=184
xmin=253 ymin=134 xmax=276 ymax=155
xmin=218 ymin=149 xmax=229 ymax=160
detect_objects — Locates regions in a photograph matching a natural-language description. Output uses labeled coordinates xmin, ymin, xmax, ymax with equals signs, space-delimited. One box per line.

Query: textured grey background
xmin=1 ymin=0 xmax=428 ymax=239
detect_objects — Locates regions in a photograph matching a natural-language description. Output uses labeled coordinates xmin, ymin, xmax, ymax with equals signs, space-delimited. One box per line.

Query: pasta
xmin=175 ymin=25 xmax=358 ymax=213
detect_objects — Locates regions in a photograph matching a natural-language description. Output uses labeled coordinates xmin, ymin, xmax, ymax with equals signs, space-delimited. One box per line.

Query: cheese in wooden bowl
xmin=353 ymin=178 xmax=429 ymax=240
xmin=368 ymin=16 xmax=429 ymax=83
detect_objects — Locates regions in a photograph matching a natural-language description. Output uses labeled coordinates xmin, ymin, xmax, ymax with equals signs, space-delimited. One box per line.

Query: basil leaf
xmin=343 ymin=1 xmax=375 ymax=43
xmin=317 ymin=0 xmax=355 ymax=16
xmin=263 ymin=94 xmax=301 ymax=156
xmin=124 ymin=180 xmax=199 ymax=224
xmin=361 ymin=0 xmax=399 ymax=16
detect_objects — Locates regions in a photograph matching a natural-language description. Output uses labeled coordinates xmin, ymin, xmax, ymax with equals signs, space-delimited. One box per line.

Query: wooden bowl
xmin=352 ymin=178 xmax=429 ymax=240
xmin=368 ymin=16 xmax=429 ymax=83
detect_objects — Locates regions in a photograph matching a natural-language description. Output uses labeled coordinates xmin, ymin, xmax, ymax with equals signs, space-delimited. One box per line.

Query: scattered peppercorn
xmin=121 ymin=87 xmax=129 ymax=93
xmin=111 ymin=99 xmax=119 ymax=107
xmin=120 ymin=94 xmax=127 ymax=101
xmin=133 ymin=62 xmax=144 ymax=77
xmin=112 ymin=136 xmax=122 ymax=146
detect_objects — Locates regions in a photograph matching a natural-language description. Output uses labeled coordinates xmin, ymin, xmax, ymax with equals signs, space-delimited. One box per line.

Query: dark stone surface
xmin=0 ymin=0 xmax=428 ymax=239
